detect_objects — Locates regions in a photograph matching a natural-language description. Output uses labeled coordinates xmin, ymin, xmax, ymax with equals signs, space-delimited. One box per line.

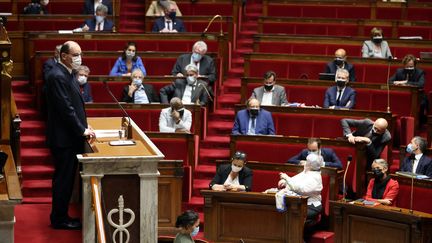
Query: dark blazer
xmin=45 ymin=63 xmax=87 ymax=151
xmin=159 ymin=79 xmax=209 ymax=106
xmin=209 ymin=164 xmax=253 ymax=191
xmin=232 ymin=109 xmax=275 ymax=135
xmin=324 ymin=61 xmax=356 ymax=82
xmin=152 ymin=17 xmax=186 ymax=33
xmin=389 ymin=68 xmax=425 ymax=88
xmin=323 ymin=86 xmax=356 ymax=109
xmin=83 ymin=18 xmax=114 ymax=32
xmin=341 ymin=118 xmax=391 ymax=167
xmin=401 ymin=154 xmax=432 ymax=177
xmin=121 ymin=83 xmax=160 ymax=103
xmin=171 ymin=54 xmax=216 ymax=85
xmin=80 ymin=83 xmax=93 ymax=103
xmin=43 ymin=57 xmax=58 ymax=82
xmin=287 ymin=148 xmax=343 ymax=169
xmin=82 ymin=0 xmax=113 ymax=15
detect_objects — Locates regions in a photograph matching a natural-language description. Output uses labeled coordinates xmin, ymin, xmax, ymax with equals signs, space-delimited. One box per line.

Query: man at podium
xmin=45 ymin=41 xmax=95 ymax=230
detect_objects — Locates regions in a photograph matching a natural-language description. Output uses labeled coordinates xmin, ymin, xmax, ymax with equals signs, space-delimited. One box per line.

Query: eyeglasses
xmin=233 ymin=151 xmax=246 ymax=161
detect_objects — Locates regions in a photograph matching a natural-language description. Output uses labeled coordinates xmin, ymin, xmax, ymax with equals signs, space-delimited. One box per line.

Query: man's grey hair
xmin=413 ymin=136 xmax=427 ymax=153
xmin=96 ymin=4 xmax=108 ymax=14
xmin=335 ymin=68 xmax=349 ymax=80
xmin=192 ymin=41 xmax=207 ymax=53
xmin=76 ymin=65 xmax=90 ymax=74
xmin=373 ymin=159 xmax=388 ymax=170
xmin=306 ymin=154 xmax=323 ymax=171
xmin=185 ymin=64 xmax=198 ymax=73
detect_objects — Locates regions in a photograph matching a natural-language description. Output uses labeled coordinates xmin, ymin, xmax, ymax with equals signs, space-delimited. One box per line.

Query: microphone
xmin=386 ymin=56 xmax=392 ymax=113
xmin=409 ymin=153 xmax=415 ymax=214
xmin=201 ymin=15 xmax=223 ymax=37
xmin=342 ymin=155 xmax=353 ymax=202
xmin=102 ymin=80 xmax=133 ymax=139
xmin=197 ymin=82 xmax=214 ymax=103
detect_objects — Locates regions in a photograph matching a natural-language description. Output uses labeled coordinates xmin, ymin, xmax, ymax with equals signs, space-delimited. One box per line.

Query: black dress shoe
xmin=51 ymin=220 xmax=82 ymax=230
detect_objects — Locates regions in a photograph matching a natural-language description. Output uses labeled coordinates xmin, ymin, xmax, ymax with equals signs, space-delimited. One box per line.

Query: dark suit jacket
xmin=159 ymin=79 xmax=209 ymax=106
xmin=323 ymin=86 xmax=356 ymax=109
xmin=45 ymin=63 xmax=87 ymax=151
xmin=83 ymin=18 xmax=114 ymax=32
xmin=80 ymin=82 xmax=93 ymax=103
xmin=389 ymin=68 xmax=425 ymax=88
xmin=82 ymin=0 xmax=113 ymax=15
xmin=232 ymin=109 xmax=275 ymax=135
xmin=151 ymin=17 xmax=186 ymax=33
xmin=324 ymin=61 xmax=356 ymax=82
xmin=171 ymin=54 xmax=216 ymax=85
xmin=121 ymin=83 xmax=160 ymax=103
xmin=341 ymin=118 xmax=391 ymax=167
xmin=43 ymin=57 xmax=58 ymax=82
xmin=209 ymin=164 xmax=253 ymax=191
xmin=287 ymin=148 xmax=343 ymax=169
xmin=401 ymin=154 xmax=432 ymax=177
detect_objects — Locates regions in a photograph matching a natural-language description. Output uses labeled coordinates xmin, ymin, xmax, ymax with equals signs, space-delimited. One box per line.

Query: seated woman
xmin=146 ymin=0 xmax=182 ymax=16
xmin=110 ymin=42 xmax=147 ymax=77
xmin=364 ymin=159 xmax=399 ymax=206
xmin=278 ymin=154 xmax=323 ymax=225
xmin=362 ymin=27 xmax=392 ymax=59
xmin=76 ymin=65 xmax=93 ymax=103
xmin=209 ymin=151 xmax=252 ymax=192
xmin=174 ymin=210 xmax=200 ymax=243
xmin=121 ymin=69 xmax=159 ymax=103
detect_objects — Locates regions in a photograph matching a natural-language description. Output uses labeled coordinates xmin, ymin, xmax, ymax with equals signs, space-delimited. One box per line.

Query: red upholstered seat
xmin=176 ymin=3 xmax=232 ymax=15
xmin=23 ymin=20 xmax=83 ymax=31
xmin=310 ymin=231 xmax=335 ymax=243
xmin=396 ymin=184 xmax=432 ymax=214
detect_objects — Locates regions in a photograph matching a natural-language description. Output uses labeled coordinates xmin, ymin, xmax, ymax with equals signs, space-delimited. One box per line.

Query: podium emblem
xmin=108 ymin=195 xmax=136 ymax=243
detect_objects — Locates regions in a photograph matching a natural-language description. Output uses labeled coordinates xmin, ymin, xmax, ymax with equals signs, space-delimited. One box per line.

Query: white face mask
xmin=126 ymin=50 xmax=135 ymax=59
xmin=132 ymin=78 xmax=142 ymax=87
xmin=71 ymin=55 xmax=82 ymax=70
xmin=187 ymin=76 xmax=196 ymax=85
xmin=95 ymin=15 xmax=105 ymax=24
xmin=231 ymin=164 xmax=242 ymax=173
xmin=77 ymin=75 xmax=87 ymax=85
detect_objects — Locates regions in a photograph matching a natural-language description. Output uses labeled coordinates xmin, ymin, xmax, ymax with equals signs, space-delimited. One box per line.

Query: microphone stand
xmin=386 ymin=56 xmax=392 ymax=113
xmin=112 ymin=0 xmax=116 ymax=32
xmin=201 ymin=15 xmax=223 ymax=37
xmin=342 ymin=155 xmax=353 ymax=202
xmin=103 ymin=81 xmax=132 ymax=139
xmin=198 ymin=82 xmax=214 ymax=103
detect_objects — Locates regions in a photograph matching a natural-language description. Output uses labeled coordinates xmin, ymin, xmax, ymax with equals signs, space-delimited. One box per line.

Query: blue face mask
xmin=406 ymin=143 xmax=417 ymax=154
xmin=192 ymin=53 xmax=202 ymax=62
xmin=191 ymin=226 xmax=199 ymax=237
xmin=133 ymin=79 xmax=142 ymax=87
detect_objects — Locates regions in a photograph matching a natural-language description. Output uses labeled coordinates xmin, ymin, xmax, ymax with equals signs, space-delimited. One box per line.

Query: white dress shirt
xmin=224 ymin=174 xmax=240 ymax=186
xmin=413 ymin=153 xmax=423 ymax=173
xmin=182 ymin=85 xmax=194 ymax=104
xmin=261 ymin=89 xmax=273 ymax=106
xmin=134 ymin=86 xmax=150 ymax=104
xmin=159 ymin=107 xmax=192 ymax=133
xmin=285 ymin=170 xmax=323 ymax=206
xmin=247 ymin=117 xmax=256 ymax=135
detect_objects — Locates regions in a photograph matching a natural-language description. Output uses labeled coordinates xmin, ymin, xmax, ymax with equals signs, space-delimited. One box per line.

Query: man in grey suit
xmin=341 ymin=118 xmax=391 ymax=168
xmin=250 ymin=71 xmax=288 ymax=106
xmin=171 ymin=40 xmax=216 ymax=86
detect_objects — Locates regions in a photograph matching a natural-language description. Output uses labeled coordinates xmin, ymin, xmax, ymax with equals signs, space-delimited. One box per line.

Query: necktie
xmin=96 ymin=23 xmax=101 ymax=31
xmin=189 ymin=84 xmax=195 ymax=93
xmin=166 ymin=20 xmax=171 ymax=30
xmin=336 ymin=89 xmax=342 ymax=106
xmin=251 ymin=118 xmax=256 ymax=130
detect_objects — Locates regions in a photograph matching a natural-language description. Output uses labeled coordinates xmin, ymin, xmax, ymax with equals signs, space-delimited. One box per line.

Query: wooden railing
xmin=91 ymin=176 xmax=107 ymax=243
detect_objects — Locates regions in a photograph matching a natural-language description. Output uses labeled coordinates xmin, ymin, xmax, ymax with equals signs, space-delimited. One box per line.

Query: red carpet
xmin=14 ymin=204 xmax=82 ymax=243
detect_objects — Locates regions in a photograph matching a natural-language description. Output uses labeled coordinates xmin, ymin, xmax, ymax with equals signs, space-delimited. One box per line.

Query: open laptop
xmin=318 ymin=73 xmax=335 ymax=81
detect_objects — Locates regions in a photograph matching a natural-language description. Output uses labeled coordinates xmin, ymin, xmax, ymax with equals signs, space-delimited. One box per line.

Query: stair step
xmin=193 ymin=179 xmax=211 ymax=196
xmin=209 ymin=110 xmax=235 ymax=121
xmin=183 ymin=196 xmax=204 ymax=212
xmin=21 ymin=120 xmax=46 ymax=135
xmin=194 ymin=164 xmax=216 ymax=179
xmin=18 ymin=108 xmax=41 ymax=120
xmin=21 ymin=135 xmax=46 ymax=148
xmin=12 ymin=81 xmax=31 ymax=93
xmin=200 ymin=135 xmax=230 ymax=149
xmin=21 ymin=148 xmax=52 ymax=165
xmin=234 ymin=48 xmax=253 ymax=55
xmin=237 ymin=39 xmax=253 ymax=46
xmin=244 ymin=12 xmax=261 ymax=18
xmin=21 ymin=165 xmax=54 ymax=180
xmin=22 ymin=179 xmax=52 ymax=198
xmin=22 ymin=197 xmax=52 ymax=204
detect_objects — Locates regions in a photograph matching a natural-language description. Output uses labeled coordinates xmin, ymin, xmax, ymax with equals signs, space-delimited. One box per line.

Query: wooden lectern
xmin=78 ymin=117 xmax=164 ymax=243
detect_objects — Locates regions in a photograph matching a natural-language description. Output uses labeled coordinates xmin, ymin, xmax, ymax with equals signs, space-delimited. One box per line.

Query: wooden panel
xmin=348 ymin=215 xmax=409 ymax=243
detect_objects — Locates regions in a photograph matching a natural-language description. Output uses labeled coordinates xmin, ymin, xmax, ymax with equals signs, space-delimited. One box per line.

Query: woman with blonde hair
xmin=362 ymin=27 xmax=392 ymax=59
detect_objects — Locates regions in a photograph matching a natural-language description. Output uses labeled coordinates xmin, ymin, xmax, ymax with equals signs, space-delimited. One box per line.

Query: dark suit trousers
xmin=50 ymin=145 xmax=80 ymax=224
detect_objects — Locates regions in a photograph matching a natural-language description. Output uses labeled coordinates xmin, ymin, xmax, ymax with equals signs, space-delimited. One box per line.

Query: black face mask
xmin=168 ymin=11 xmax=176 ymax=20
xmin=249 ymin=108 xmax=259 ymax=118
xmin=336 ymin=80 xmax=346 ymax=88
xmin=334 ymin=59 xmax=344 ymax=66
xmin=178 ymin=109 xmax=184 ymax=117
xmin=372 ymin=37 xmax=383 ymax=44
xmin=372 ymin=169 xmax=383 ymax=179
xmin=404 ymin=68 xmax=415 ymax=75
xmin=264 ymin=85 xmax=273 ymax=91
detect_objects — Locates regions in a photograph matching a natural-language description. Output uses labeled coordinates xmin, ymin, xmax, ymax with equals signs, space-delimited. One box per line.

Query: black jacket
xmin=209 ymin=164 xmax=253 ymax=191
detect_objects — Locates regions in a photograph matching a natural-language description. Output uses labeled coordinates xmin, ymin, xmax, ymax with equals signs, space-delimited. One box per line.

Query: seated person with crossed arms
xmin=323 ymin=69 xmax=356 ymax=109
xmin=159 ymin=97 xmax=192 ymax=133
xmin=364 ymin=159 xmax=399 ymax=206
xmin=287 ymin=138 xmax=342 ymax=169
xmin=209 ymin=151 xmax=253 ymax=192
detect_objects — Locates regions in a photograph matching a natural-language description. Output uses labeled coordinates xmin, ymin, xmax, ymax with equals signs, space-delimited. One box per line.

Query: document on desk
xmin=94 ymin=129 xmax=120 ymax=138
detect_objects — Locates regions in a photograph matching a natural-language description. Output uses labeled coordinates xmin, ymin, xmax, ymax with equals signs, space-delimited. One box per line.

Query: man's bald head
xmin=373 ymin=118 xmax=388 ymax=134
xmin=335 ymin=49 xmax=347 ymax=59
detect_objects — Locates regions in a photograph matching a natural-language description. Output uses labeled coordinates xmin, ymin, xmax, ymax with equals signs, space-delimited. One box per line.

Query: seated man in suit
xmin=159 ymin=97 xmax=192 ymax=133
xmin=152 ymin=2 xmax=185 ymax=33
xmin=122 ymin=69 xmax=159 ymax=104
xmin=82 ymin=0 xmax=112 ymax=15
xmin=146 ymin=0 xmax=182 ymax=16
xmin=209 ymin=151 xmax=253 ymax=192
xmin=232 ymin=98 xmax=275 ymax=135
xmin=172 ymin=41 xmax=216 ymax=86
xmin=287 ymin=138 xmax=342 ymax=169
xmin=78 ymin=4 xmax=114 ymax=32
xmin=250 ymin=70 xmax=288 ymax=106
xmin=401 ymin=136 xmax=432 ymax=177
xmin=323 ymin=68 xmax=356 ymax=109
xmin=160 ymin=64 xmax=209 ymax=106
xmin=341 ymin=118 xmax=391 ymax=169
xmin=43 ymin=44 xmax=62 ymax=82
xmin=324 ymin=49 xmax=356 ymax=82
